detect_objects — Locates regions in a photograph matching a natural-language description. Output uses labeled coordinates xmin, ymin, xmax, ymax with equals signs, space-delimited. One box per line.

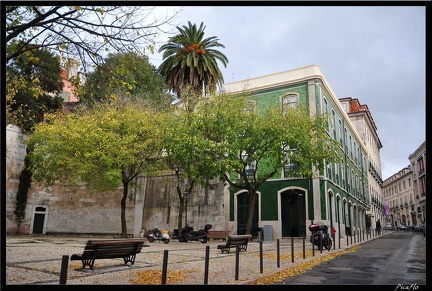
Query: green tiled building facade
xmin=225 ymin=65 xmax=369 ymax=240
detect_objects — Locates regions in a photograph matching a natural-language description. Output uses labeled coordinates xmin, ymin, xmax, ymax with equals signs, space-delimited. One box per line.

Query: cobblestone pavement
xmin=4 ymin=232 xmax=387 ymax=286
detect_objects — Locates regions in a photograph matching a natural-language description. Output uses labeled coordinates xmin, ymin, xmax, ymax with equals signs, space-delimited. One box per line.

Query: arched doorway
xmin=32 ymin=206 xmax=47 ymax=234
xmin=336 ymin=195 xmax=342 ymax=236
xmin=328 ymin=192 xmax=334 ymax=230
xmin=281 ymin=189 xmax=306 ymax=237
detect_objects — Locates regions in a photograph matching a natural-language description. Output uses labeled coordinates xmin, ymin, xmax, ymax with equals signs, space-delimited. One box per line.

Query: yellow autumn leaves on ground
xmin=248 ymin=246 xmax=360 ymax=285
xmin=128 ymin=246 xmax=360 ymax=285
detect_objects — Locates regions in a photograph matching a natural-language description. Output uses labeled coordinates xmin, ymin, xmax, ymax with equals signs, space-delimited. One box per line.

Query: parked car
xmin=385 ymin=222 xmax=393 ymax=230
xmin=398 ymin=224 xmax=409 ymax=231
xmin=413 ymin=223 xmax=424 ymax=232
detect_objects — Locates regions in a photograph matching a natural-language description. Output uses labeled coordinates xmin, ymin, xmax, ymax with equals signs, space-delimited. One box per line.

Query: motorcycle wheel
xmin=178 ymin=236 xmax=186 ymax=242
xmin=199 ymin=237 xmax=208 ymax=243
xmin=163 ymin=239 xmax=170 ymax=244
xmin=326 ymin=238 xmax=332 ymax=250
xmin=148 ymin=237 xmax=155 ymax=243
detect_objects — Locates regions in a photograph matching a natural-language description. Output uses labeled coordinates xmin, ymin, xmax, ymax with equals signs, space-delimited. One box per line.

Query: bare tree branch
xmin=6 ymin=6 xmax=181 ymax=72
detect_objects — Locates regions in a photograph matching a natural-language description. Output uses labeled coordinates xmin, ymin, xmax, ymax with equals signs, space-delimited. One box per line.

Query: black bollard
xmin=312 ymin=236 xmax=315 ymax=256
xmin=276 ymin=239 xmax=280 ymax=268
xmin=235 ymin=244 xmax=240 ymax=280
xmin=204 ymin=246 xmax=210 ymax=285
xmin=59 ymin=255 xmax=69 ymax=285
xmin=291 ymin=236 xmax=295 ymax=263
xmin=319 ymin=234 xmax=323 ymax=254
xmin=302 ymin=235 xmax=306 ymax=259
xmin=260 ymin=240 xmax=263 ymax=273
xmin=161 ymin=250 xmax=168 ymax=284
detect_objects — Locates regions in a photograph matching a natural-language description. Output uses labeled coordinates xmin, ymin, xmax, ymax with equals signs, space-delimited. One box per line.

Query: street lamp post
xmin=184 ymin=191 xmax=189 ymax=227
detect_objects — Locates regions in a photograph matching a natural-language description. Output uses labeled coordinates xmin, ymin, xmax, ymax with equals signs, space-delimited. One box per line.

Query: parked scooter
xmin=308 ymin=223 xmax=332 ymax=250
xmin=147 ymin=226 xmax=171 ymax=244
xmin=179 ymin=224 xmax=212 ymax=243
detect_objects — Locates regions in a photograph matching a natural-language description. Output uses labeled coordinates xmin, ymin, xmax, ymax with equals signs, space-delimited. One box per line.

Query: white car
xmin=385 ymin=222 xmax=393 ymax=230
xmin=398 ymin=224 xmax=409 ymax=230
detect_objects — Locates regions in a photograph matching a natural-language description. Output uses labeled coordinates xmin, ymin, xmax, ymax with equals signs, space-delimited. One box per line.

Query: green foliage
xmin=26 ymin=100 xmax=166 ymax=193
xmin=162 ymin=104 xmax=222 ymax=186
xmin=26 ymin=99 xmax=168 ymax=236
xmin=180 ymin=90 xmax=339 ymax=189
xmin=191 ymin=91 xmax=340 ymax=234
xmin=158 ymin=21 xmax=228 ymax=100
xmin=6 ymin=46 xmax=64 ymax=133
xmin=14 ymin=145 xmax=34 ymax=231
xmin=79 ymin=52 xmax=173 ymax=109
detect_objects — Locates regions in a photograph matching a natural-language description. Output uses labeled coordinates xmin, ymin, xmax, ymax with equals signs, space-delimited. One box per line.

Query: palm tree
xmin=157 ymin=21 xmax=228 ymax=100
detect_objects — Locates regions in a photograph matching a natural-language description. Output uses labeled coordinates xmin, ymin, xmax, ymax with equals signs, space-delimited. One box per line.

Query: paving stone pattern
xmin=5 ymin=234 xmax=374 ymax=285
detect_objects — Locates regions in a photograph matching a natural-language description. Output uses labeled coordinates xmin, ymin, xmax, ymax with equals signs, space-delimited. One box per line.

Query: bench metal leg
xmin=123 ymin=254 xmax=137 ymax=265
xmin=79 ymin=259 xmax=95 ymax=270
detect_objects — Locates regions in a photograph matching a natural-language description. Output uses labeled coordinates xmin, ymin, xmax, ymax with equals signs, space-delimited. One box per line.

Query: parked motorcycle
xmin=147 ymin=226 xmax=171 ymax=244
xmin=179 ymin=224 xmax=212 ymax=243
xmin=308 ymin=223 xmax=332 ymax=250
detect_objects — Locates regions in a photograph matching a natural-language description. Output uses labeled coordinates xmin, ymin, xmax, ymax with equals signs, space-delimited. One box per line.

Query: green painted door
xmin=237 ymin=192 xmax=259 ymax=237
xmin=281 ymin=190 xmax=306 ymax=237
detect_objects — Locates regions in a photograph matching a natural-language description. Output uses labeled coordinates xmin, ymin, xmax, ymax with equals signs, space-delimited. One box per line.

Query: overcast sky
xmin=149 ymin=5 xmax=426 ymax=181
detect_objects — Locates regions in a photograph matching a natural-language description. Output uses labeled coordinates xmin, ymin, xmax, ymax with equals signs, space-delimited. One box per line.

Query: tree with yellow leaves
xmin=26 ymin=99 xmax=167 ymax=237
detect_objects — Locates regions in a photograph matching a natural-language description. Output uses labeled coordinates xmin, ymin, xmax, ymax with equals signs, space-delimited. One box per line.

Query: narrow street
xmin=274 ymin=231 xmax=426 ymax=285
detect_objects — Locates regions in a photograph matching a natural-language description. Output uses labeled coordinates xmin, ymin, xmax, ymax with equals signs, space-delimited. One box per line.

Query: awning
xmin=366 ymin=210 xmax=375 ymax=217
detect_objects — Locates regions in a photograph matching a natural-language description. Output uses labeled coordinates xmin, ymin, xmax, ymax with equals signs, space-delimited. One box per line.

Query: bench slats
xmin=217 ymin=234 xmax=252 ymax=254
xmin=71 ymin=239 xmax=145 ymax=269
xmin=208 ymin=230 xmax=230 ymax=241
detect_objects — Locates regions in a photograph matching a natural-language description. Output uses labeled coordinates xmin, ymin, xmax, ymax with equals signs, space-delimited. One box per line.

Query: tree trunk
xmin=246 ymin=189 xmax=257 ymax=235
xmin=177 ymin=187 xmax=185 ymax=234
xmin=121 ymin=180 xmax=128 ymax=238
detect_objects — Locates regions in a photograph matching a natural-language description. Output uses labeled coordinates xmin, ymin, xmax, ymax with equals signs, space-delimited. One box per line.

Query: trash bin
xmin=345 ymin=226 xmax=351 ymax=236
xmin=263 ymin=225 xmax=273 ymax=241
xmin=257 ymin=227 xmax=263 ymax=241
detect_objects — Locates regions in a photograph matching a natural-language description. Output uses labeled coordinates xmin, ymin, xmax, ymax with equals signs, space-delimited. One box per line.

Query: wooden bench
xmin=208 ymin=230 xmax=230 ymax=241
xmin=217 ymin=234 xmax=252 ymax=254
xmin=71 ymin=238 xmax=145 ymax=270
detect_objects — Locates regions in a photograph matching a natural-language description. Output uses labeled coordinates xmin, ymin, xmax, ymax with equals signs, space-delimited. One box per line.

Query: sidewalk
xmin=4 ymin=232 xmax=390 ymax=285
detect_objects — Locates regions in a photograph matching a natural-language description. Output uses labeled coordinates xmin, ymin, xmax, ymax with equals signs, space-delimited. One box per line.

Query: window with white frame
xmin=341 ymin=161 xmax=345 ymax=188
xmin=327 ymin=162 xmax=332 ymax=180
xmin=241 ymin=150 xmax=256 ymax=178
xmin=347 ymin=165 xmax=350 ymax=192
xmin=282 ymin=144 xmax=298 ymax=177
xmin=244 ymin=100 xmax=256 ymax=113
xmin=281 ymin=93 xmax=298 ymax=111
xmin=323 ymin=98 xmax=328 ymax=113
xmin=331 ymin=110 xmax=336 ymax=139
xmin=335 ymin=158 xmax=339 ymax=185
